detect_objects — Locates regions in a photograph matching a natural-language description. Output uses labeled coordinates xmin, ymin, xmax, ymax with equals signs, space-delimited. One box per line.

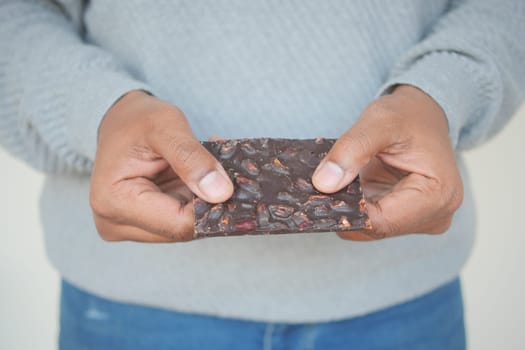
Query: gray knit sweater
xmin=1 ymin=0 xmax=524 ymax=322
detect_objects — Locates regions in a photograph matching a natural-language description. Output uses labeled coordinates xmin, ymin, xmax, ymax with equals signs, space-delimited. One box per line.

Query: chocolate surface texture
xmin=194 ymin=138 xmax=370 ymax=238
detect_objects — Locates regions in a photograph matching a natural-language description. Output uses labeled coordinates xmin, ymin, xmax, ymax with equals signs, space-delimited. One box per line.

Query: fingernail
xmin=198 ymin=170 xmax=231 ymax=202
xmin=314 ymin=161 xmax=344 ymax=191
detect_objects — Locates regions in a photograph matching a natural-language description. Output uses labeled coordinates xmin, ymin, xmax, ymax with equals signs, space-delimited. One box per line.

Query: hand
xmin=312 ymin=85 xmax=463 ymax=240
xmin=90 ymin=91 xmax=234 ymax=242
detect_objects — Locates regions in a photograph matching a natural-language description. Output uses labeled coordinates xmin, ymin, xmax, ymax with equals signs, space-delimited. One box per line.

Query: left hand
xmin=312 ymin=85 xmax=464 ymax=240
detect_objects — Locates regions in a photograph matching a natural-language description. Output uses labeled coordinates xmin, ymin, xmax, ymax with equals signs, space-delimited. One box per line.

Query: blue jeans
xmin=59 ymin=278 xmax=465 ymax=350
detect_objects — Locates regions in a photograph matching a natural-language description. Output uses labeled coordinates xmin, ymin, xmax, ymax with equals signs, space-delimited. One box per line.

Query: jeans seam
xmin=263 ymin=323 xmax=275 ymax=350
xmin=303 ymin=324 xmax=317 ymax=350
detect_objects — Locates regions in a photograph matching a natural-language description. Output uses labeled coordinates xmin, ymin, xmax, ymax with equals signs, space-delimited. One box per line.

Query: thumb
xmin=312 ymin=109 xmax=396 ymax=193
xmin=149 ymin=112 xmax=234 ymax=203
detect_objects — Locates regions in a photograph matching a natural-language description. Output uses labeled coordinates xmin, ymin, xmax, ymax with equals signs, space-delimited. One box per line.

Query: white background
xmin=1 ymin=105 xmax=524 ymax=349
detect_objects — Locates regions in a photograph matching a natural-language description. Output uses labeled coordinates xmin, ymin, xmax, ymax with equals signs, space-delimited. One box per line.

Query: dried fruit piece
xmin=234 ymin=220 xmax=256 ymax=232
xmin=292 ymin=211 xmax=313 ymax=229
xmin=268 ymin=204 xmax=294 ymax=219
xmin=304 ymin=194 xmax=330 ymax=207
xmin=262 ymin=158 xmax=290 ymax=176
xmin=277 ymin=191 xmax=298 ymax=203
xmin=208 ymin=204 xmax=224 ymax=221
xmin=256 ymin=204 xmax=270 ymax=227
xmin=219 ymin=140 xmax=237 ymax=159
xmin=241 ymin=159 xmax=260 ymax=176
xmin=338 ymin=216 xmax=352 ymax=229
xmin=235 ymin=176 xmax=261 ymax=194
xmin=347 ymin=183 xmax=359 ymax=195
xmin=330 ymin=200 xmax=353 ymax=213
xmin=315 ymin=218 xmax=337 ymax=230
xmin=278 ymin=146 xmax=298 ymax=161
xmin=234 ymin=189 xmax=251 ymax=201
xmin=240 ymin=142 xmax=257 ymax=156
xmin=312 ymin=205 xmax=330 ymax=218
xmin=294 ymin=177 xmax=314 ymax=193
xmin=240 ymin=203 xmax=254 ymax=210
xmin=359 ymin=198 xmax=367 ymax=213
xmin=218 ymin=214 xmax=232 ymax=232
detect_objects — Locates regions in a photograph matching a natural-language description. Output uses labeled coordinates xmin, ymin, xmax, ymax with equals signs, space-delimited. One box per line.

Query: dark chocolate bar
xmin=193 ymin=138 xmax=370 ymax=238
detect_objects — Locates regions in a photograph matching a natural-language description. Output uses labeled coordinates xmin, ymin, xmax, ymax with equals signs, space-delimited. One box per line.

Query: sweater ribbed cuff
xmin=378 ymin=51 xmax=494 ymax=150
xmin=23 ymin=67 xmax=153 ymax=171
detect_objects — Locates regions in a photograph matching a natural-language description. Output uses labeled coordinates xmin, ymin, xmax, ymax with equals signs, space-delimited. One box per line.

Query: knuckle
xmin=367 ymin=202 xmax=395 ymax=238
xmin=173 ymin=231 xmax=193 ymax=242
xmin=427 ymin=181 xmax=462 ymax=235
xmin=424 ymin=183 xmax=456 ymax=234
xmin=449 ymin=181 xmax=464 ymax=212
xmin=163 ymin=228 xmax=191 ymax=242
xmin=423 ymin=176 xmax=442 ymax=194
xmin=372 ymin=219 xmax=397 ymax=238
xmin=436 ymin=176 xmax=464 ymax=215
xmin=421 ymin=177 xmax=450 ymax=211
xmin=168 ymin=138 xmax=201 ymax=168
xmin=383 ymin=220 xmax=401 ymax=237
xmin=154 ymin=218 xmax=193 ymax=242
xmin=338 ymin=129 xmax=373 ymax=157
xmin=354 ymin=130 xmax=374 ymax=155
xmin=89 ymin=189 xmax=106 ymax=217
xmin=335 ymin=133 xmax=354 ymax=152
xmin=90 ymin=182 xmax=129 ymax=223
xmin=173 ymin=221 xmax=195 ymax=242
xmin=157 ymin=226 xmax=179 ymax=240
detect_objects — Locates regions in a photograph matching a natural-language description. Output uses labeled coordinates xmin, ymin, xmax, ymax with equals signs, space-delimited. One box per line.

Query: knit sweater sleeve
xmin=380 ymin=0 xmax=525 ymax=150
xmin=0 ymin=0 xmax=152 ymax=174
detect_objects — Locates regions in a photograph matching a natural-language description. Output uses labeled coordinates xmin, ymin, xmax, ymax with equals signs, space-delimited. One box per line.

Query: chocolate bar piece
xmin=193 ymin=138 xmax=370 ymax=238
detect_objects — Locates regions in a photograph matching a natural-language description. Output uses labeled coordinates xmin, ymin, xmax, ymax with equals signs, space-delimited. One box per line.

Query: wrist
xmin=391 ymin=84 xmax=441 ymax=109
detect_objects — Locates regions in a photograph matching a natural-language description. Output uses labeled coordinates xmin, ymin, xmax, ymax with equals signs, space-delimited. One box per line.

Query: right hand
xmin=90 ymin=90 xmax=234 ymax=242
